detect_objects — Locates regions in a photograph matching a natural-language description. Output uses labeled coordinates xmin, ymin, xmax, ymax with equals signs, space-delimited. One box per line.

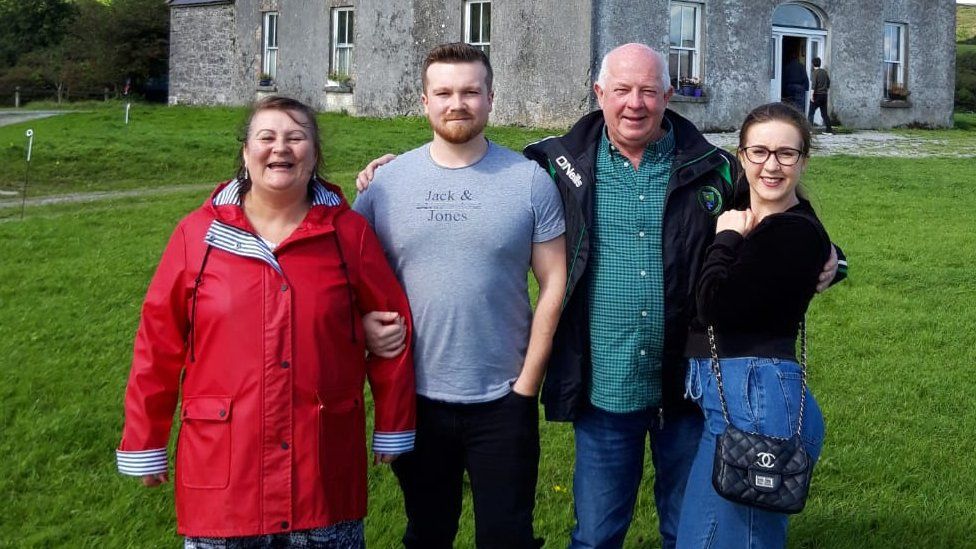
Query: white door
xmin=769 ymin=33 xmax=783 ymax=101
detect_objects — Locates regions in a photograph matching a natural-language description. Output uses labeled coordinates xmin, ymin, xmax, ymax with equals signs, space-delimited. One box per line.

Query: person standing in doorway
xmin=781 ymin=51 xmax=809 ymax=113
xmin=808 ymin=57 xmax=833 ymax=134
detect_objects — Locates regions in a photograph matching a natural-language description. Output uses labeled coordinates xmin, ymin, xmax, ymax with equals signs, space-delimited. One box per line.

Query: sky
xmin=959 ymin=0 xmax=976 ymax=5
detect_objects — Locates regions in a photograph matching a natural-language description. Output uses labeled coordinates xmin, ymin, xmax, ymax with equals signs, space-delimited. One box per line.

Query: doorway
xmin=768 ymin=3 xmax=828 ymax=123
xmin=769 ymin=32 xmax=826 ymax=122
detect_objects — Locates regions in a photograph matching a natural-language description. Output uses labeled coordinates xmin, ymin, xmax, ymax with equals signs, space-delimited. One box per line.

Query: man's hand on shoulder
xmin=816 ymin=245 xmax=839 ymax=293
xmin=356 ymin=153 xmax=398 ymax=192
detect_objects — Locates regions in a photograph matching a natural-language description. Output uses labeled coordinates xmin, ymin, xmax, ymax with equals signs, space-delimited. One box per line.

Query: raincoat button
xmin=281 ymin=521 xmax=289 ymax=529
xmin=281 ymin=361 xmax=290 ymax=369
xmin=281 ymin=441 xmax=289 ymax=450
xmin=281 ymin=284 xmax=288 ymax=292
xmin=218 ymin=409 xmax=226 ymax=418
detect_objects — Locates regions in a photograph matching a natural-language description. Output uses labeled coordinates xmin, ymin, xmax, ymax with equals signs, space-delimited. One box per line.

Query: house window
xmin=332 ymin=7 xmax=354 ymax=78
xmin=263 ymin=12 xmax=279 ymax=80
xmin=883 ymin=22 xmax=908 ymax=99
xmin=464 ymin=0 xmax=491 ymax=56
xmin=668 ymin=2 xmax=703 ymax=88
xmin=772 ymin=3 xmax=822 ymax=29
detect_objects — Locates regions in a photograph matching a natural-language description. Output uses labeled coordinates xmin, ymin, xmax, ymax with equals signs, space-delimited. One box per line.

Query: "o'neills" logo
xmin=555 ymin=156 xmax=583 ymax=188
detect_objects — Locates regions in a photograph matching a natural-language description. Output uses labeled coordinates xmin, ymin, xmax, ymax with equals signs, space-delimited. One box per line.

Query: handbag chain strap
xmin=707 ymin=322 xmax=807 ymax=437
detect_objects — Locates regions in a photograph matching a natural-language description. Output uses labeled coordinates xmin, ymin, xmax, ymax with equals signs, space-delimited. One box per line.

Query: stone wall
xmin=169 ymin=3 xmax=243 ymax=105
xmin=492 ymin=0 xmax=593 ymax=128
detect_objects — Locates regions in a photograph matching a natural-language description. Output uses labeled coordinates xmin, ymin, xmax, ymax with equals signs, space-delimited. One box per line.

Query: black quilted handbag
xmin=707 ymin=324 xmax=813 ymax=514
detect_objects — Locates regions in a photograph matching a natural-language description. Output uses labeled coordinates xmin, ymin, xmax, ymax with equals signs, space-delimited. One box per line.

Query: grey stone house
xmin=168 ymin=0 xmax=956 ymax=130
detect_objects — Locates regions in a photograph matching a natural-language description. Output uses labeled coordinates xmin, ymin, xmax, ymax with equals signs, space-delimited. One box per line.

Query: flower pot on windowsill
xmin=680 ymin=85 xmax=694 ymax=96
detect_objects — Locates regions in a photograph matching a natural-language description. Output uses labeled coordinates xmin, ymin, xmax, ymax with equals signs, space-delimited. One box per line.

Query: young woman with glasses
xmin=677 ymin=102 xmax=834 ymax=548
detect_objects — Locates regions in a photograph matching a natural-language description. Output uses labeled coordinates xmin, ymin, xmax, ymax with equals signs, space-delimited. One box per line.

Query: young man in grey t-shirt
xmin=353 ymin=43 xmax=566 ymax=548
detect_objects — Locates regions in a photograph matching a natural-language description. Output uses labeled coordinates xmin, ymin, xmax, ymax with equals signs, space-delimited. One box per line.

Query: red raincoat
xmin=117 ymin=180 xmax=415 ymax=537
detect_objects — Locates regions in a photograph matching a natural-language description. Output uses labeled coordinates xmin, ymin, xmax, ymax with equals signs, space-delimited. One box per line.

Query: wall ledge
xmin=880 ymin=99 xmax=912 ymax=109
xmin=672 ymin=94 xmax=709 ymax=104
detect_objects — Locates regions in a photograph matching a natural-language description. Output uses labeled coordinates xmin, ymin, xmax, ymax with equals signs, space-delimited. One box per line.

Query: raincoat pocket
xmin=178 ymin=396 xmax=232 ymax=489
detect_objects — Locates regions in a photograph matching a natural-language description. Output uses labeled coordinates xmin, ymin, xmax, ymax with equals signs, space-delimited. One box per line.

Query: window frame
xmin=668 ymin=1 xmax=704 ymax=88
xmin=262 ymin=11 xmax=279 ymax=80
xmin=883 ymin=22 xmax=908 ymax=99
xmin=331 ymin=7 xmax=354 ymax=79
xmin=463 ymin=0 xmax=491 ymax=56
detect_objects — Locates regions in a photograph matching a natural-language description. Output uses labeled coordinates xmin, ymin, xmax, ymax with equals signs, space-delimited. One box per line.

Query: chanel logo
xmin=756 ymin=452 xmax=776 ymax=469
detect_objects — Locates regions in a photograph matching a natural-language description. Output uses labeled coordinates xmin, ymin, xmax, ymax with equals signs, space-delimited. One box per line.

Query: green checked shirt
xmin=588 ymin=122 xmax=675 ymax=413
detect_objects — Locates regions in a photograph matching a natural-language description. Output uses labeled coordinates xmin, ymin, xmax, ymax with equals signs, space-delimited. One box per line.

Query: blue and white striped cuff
xmin=116 ymin=448 xmax=168 ymax=476
xmin=372 ymin=431 xmax=415 ymax=454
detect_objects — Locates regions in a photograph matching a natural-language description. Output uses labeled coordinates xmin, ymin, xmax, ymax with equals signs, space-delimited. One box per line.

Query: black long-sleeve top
xmin=685 ymin=200 xmax=831 ymax=360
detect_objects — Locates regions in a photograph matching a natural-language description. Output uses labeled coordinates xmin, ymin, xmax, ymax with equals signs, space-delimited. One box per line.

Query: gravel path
xmin=702 ymin=130 xmax=976 ymax=157
xmin=0 ymin=110 xmax=74 ymax=127
xmin=0 ymin=184 xmax=212 ymax=211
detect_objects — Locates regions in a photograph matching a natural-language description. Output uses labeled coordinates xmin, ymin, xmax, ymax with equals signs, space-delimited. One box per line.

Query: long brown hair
xmin=738 ymin=102 xmax=812 ymax=156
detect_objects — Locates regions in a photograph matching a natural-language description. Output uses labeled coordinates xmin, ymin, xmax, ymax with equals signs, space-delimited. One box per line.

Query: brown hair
xmin=421 ymin=42 xmax=493 ymax=92
xmin=235 ymin=95 xmax=324 ymax=195
xmin=738 ymin=102 xmax=813 ymax=156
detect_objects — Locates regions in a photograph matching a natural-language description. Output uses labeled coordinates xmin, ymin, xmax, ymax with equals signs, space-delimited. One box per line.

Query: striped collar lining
xmin=204 ymin=220 xmax=282 ymax=274
xmin=213 ymin=178 xmax=342 ymax=207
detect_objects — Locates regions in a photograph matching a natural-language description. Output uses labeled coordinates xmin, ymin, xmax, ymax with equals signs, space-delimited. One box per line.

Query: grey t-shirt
xmin=353 ymin=141 xmax=565 ymax=403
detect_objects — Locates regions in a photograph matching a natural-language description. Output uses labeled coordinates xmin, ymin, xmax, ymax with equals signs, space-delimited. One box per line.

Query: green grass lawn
xmin=958 ymin=5 xmax=976 ymax=43
xmin=1 ymin=105 xmax=975 ymax=547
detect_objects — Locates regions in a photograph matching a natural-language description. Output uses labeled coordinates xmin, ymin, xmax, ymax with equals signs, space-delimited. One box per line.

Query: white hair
xmin=596 ymin=44 xmax=671 ymax=90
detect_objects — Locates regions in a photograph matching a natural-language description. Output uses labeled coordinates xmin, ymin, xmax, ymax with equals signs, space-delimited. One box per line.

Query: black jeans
xmin=391 ymin=392 xmax=542 ymax=549
xmin=808 ymin=92 xmax=832 ymax=131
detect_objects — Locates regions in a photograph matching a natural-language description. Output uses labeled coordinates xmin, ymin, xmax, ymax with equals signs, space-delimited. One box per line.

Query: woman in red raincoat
xmin=116 ymin=96 xmax=415 ymax=548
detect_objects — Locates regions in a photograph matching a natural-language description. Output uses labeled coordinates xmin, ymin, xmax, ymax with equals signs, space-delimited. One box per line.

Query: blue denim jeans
xmin=570 ymin=403 xmax=704 ymax=549
xmin=676 ymin=357 xmax=826 ymax=549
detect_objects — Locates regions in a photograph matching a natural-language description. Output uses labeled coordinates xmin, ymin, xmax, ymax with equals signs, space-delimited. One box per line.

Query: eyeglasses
xmin=738 ymin=146 xmax=805 ymax=166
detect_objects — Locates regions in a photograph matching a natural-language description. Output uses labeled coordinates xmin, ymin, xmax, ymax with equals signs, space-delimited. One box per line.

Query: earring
xmin=243 ymin=167 xmax=250 ymax=182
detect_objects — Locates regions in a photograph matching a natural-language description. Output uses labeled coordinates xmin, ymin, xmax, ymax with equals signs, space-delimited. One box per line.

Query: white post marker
xmin=21 ymin=128 xmax=34 ymax=219
xmin=125 ymin=102 xmax=131 ymax=125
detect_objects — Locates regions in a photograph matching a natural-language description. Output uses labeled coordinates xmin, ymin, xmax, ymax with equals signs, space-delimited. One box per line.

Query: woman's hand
xmin=715 ymin=209 xmax=756 ymax=236
xmin=363 ymin=311 xmax=406 ymax=358
xmin=141 ymin=473 xmax=168 ymax=487
xmin=374 ymin=453 xmax=400 ymax=465
xmin=355 ymin=154 xmax=397 ymax=192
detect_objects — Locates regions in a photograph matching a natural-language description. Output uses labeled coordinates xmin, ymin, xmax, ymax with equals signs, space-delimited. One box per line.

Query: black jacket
xmin=524 ymin=109 xmax=739 ymax=422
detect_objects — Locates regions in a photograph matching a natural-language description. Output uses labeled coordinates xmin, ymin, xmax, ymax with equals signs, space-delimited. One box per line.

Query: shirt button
xmin=640 ymin=270 xmax=647 ymax=277
xmin=639 ymin=194 xmax=645 ymax=201
xmin=638 ymin=231 xmax=645 ymax=237
xmin=640 ymin=349 xmax=647 ymax=356
xmin=641 ymin=311 xmax=647 ymax=317
xmin=281 ymin=360 xmax=290 ymax=369
xmin=281 ymin=284 xmax=288 ymax=292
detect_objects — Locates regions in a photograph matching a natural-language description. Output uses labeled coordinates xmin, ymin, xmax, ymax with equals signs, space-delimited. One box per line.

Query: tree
xmin=0 ymin=0 xmax=76 ymax=68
